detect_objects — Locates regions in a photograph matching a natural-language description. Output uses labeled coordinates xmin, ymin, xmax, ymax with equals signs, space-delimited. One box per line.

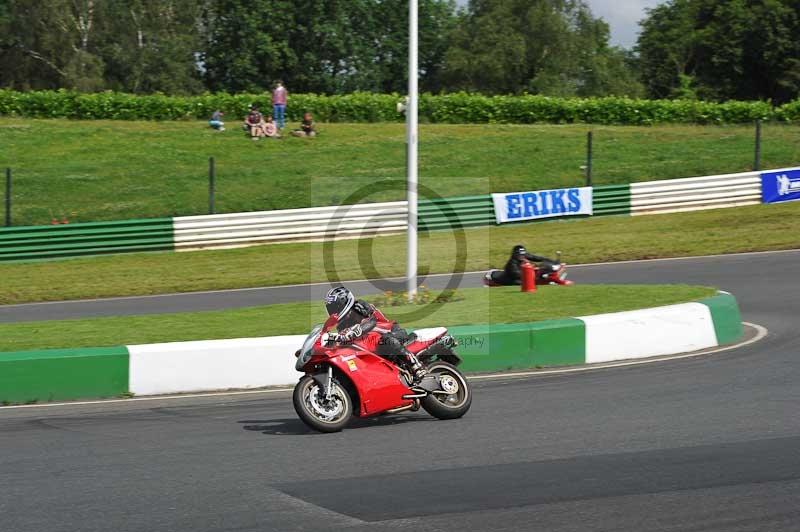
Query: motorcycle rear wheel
xmin=293 ymin=375 xmax=353 ymax=433
xmin=421 ymin=362 xmax=472 ymax=420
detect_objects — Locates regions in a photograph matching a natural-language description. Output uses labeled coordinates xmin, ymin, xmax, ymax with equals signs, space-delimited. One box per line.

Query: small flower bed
xmin=371 ymin=286 xmax=465 ymax=307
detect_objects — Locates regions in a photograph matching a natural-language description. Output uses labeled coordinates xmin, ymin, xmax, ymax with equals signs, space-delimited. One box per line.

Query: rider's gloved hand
xmin=331 ymin=334 xmax=349 ymax=344
xmin=323 ymin=333 xmax=338 ymax=346
xmin=338 ymin=324 xmax=362 ymax=344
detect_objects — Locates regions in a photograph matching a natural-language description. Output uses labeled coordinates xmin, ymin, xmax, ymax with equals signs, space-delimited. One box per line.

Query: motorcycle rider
xmin=324 ymin=286 xmax=427 ymax=382
xmin=494 ymin=244 xmax=551 ymax=285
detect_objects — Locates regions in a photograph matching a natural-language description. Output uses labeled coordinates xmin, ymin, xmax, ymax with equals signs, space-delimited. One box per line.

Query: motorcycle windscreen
xmin=296 ymin=324 xmax=324 ymax=371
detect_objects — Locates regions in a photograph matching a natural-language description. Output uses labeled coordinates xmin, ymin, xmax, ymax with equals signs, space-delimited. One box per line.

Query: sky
xmin=587 ymin=0 xmax=662 ymax=48
xmin=454 ymin=0 xmax=663 ymax=49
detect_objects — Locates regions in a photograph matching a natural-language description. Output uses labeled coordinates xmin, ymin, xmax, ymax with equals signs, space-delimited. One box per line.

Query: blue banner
xmin=492 ymin=187 xmax=593 ymax=224
xmin=762 ymin=168 xmax=800 ymax=204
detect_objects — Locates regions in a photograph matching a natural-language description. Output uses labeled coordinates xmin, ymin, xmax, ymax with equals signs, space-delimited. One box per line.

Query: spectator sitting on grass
xmin=263 ymin=115 xmax=281 ymax=138
xmin=291 ymin=112 xmax=316 ymax=137
xmin=243 ymin=105 xmax=268 ymax=139
xmin=208 ymin=110 xmax=225 ymax=131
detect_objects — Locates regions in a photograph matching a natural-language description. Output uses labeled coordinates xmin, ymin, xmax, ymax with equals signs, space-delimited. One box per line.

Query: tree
xmin=637 ymin=0 xmax=800 ymax=103
xmin=0 ymin=0 xmax=204 ymax=93
xmin=636 ymin=0 xmax=698 ymax=99
xmin=97 ymin=0 xmax=205 ymax=94
xmin=0 ymin=0 xmax=105 ymax=91
xmin=201 ymin=0 xmax=456 ymax=94
xmin=443 ymin=1 xmax=527 ymax=94
xmin=441 ymin=0 xmax=643 ymax=97
xmin=369 ymin=0 xmax=457 ymax=93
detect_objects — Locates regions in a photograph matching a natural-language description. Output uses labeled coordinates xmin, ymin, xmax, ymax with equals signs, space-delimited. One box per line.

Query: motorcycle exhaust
xmin=402 ymin=393 xmax=428 ymax=399
xmin=386 ymin=400 xmax=420 ymax=414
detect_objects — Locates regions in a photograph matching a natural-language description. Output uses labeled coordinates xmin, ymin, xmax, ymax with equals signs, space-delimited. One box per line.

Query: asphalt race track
xmin=2 ymin=249 xmax=800 ymax=322
xmin=1 ymin=250 xmax=799 ymax=532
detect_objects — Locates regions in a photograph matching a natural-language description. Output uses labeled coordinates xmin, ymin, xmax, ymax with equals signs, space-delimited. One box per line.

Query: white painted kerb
xmin=128 ymin=335 xmax=305 ymax=396
xmin=125 ymin=302 xmax=724 ymax=396
xmin=579 ymin=302 xmax=717 ymax=364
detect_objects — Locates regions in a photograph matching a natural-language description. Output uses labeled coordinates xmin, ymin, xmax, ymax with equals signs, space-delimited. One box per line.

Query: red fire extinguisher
xmin=521 ymin=260 xmax=537 ymax=293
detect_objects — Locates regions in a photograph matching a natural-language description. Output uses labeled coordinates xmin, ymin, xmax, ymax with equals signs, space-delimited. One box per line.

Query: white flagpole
xmin=407 ymin=0 xmax=418 ymax=300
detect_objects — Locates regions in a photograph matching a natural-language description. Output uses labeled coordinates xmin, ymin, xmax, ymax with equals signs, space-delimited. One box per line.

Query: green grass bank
xmin=1 ymin=118 xmax=798 ymax=225
xmin=0 ymin=201 xmax=797 ymax=305
xmin=0 ymin=285 xmax=717 ymax=353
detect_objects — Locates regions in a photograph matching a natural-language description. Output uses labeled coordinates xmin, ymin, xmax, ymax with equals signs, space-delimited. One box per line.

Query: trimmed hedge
xmin=0 ymin=89 xmax=798 ymax=125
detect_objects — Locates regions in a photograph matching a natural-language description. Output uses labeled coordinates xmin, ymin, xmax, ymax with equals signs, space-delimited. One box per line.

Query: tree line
xmin=0 ymin=0 xmax=797 ymax=103
xmin=638 ymin=0 xmax=800 ymax=104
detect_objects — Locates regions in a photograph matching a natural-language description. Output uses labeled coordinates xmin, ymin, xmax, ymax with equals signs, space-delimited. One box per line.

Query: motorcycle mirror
xmin=556 ymin=250 xmax=562 ymax=262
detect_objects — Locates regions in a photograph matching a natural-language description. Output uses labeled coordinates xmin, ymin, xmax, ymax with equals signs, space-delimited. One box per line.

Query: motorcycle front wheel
xmin=293 ymin=375 xmax=353 ymax=433
xmin=421 ymin=362 xmax=472 ymax=420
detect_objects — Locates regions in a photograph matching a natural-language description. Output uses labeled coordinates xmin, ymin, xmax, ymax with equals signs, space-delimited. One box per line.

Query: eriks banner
xmin=492 ymin=187 xmax=593 ymax=224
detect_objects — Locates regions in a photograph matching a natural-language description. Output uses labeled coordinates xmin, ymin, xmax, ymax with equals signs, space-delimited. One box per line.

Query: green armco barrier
xmin=448 ymin=319 xmax=586 ymax=372
xmin=0 ymin=182 xmax=655 ymax=262
xmin=419 ymin=195 xmax=495 ymax=231
xmin=0 ymin=218 xmax=174 ymax=261
xmin=0 ymin=346 xmax=129 ymax=403
xmin=700 ymin=292 xmax=744 ymax=345
xmin=593 ymin=184 xmax=631 ymax=216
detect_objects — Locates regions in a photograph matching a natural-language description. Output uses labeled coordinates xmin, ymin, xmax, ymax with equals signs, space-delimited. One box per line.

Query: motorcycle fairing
xmin=323 ymin=345 xmax=414 ymax=417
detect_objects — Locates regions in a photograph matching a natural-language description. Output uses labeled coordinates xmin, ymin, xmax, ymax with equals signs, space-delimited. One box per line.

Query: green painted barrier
xmin=593 ymin=184 xmax=631 ymax=216
xmin=0 ymin=346 xmax=129 ymax=404
xmin=449 ymin=319 xmax=586 ymax=372
xmin=700 ymin=293 xmax=743 ymax=345
xmin=0 ymin=219 xmax=174 ymax=261
xmin=419 ymin=195 xmax=496 ymax=232
xmin=449 ymin=323 xmax=533 ymax=372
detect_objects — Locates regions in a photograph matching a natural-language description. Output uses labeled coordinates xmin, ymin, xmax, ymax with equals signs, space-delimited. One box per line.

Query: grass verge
xmin=0 ymin=285 xmax=717 ymax=352
xmin=0 ymin=202 xmax=797 ymax=305
xmin=0 ymin=118 xmax=798 ymax=225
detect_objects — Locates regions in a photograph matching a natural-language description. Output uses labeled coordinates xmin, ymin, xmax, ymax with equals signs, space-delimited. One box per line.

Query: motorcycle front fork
xmin=325 ymin=366 xmax=335 ymax=400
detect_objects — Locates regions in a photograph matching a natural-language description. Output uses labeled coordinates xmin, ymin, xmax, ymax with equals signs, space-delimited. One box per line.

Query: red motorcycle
xmin=483 ymin=251 xmax=574 ymax=287
xmin=293 ymin=314 xmax=472 ymax=433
